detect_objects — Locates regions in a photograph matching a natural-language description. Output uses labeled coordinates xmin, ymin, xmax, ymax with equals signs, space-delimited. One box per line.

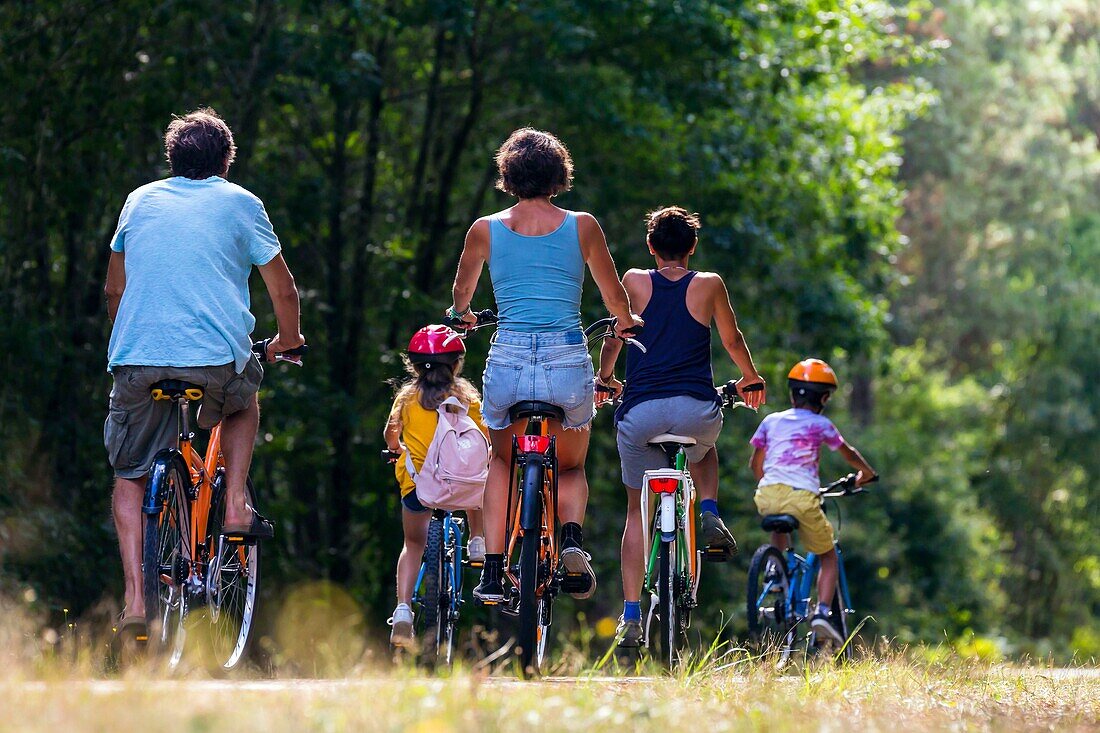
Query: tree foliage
xmin=0 ymin=0 xmax=1095 ymax=657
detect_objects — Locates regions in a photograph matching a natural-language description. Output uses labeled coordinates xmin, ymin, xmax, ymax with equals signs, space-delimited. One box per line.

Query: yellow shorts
xmin=754 ymin=483 xmax=835 ymax=555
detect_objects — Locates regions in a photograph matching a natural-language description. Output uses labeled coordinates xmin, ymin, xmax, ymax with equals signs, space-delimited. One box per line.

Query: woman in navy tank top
xmin=447 ymin=128 xmax=643 ymax=604
xmin=595 ymin=206 xmax=767 ymax=646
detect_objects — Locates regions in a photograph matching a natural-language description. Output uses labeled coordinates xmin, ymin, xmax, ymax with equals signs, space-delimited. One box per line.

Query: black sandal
xmin=221 ymin=510 xmax=275 ymax=542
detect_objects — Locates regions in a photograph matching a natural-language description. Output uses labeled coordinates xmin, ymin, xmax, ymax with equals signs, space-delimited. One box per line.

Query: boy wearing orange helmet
xmin=749 ymin=358 xmax=876 ymax=643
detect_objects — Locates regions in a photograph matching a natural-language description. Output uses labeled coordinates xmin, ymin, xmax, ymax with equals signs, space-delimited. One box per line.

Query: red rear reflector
xmin=649 ymin=477 xmax=679 ymax=494
xmin=517 ymin=435 xmax=551 ymax=453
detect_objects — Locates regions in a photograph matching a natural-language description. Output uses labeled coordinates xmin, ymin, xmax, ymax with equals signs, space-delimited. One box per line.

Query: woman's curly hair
xmin=164 ymin=107 xmax=237 ymax=179
xmin=494 ymin=128 xmax=574 ymax=200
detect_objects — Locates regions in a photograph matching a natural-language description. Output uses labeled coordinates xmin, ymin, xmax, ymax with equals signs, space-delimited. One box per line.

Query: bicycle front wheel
xmin=142 ymin=458 xmax=189 ymax=658
xmin=746 ymin=545 xmax=794 ymax=660
xmin=415 ymin=514 xmax=446 ymax=663
xmin=199 ymin=478 xmax=262 ymax=672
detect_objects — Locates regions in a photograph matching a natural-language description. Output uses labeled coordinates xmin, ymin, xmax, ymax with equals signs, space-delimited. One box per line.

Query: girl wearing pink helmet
xmin=383 ymin=325 xmax=488 ymax=647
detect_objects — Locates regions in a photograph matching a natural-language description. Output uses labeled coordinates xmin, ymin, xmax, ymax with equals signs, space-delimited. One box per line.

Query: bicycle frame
xmin=791 ymin=545 xmax=853 ymax=620
xmin=640 ymin=452 xmax=699 ymax=603
xmin=504 ymin=416 xmax=558 ymax=600
xmin=143 ymin=397 xmax=227 ymax=588
xmin=412 ymin=511 xmax=466 ymax=618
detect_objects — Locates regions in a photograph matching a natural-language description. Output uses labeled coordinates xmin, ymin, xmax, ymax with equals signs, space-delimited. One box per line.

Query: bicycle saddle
xmin=760 ymin=514 xmax=800 ymax=533
xmin=647 ymin=433 xmax=697 ymax=448
xmin=150 ymin=379 xmax=204 ymax=401
xmin=509 ymin=401 xmax=565 ymax=422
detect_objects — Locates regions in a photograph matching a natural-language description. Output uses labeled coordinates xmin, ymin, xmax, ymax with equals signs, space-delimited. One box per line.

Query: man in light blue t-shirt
xmin=103 ymin=108 xmax=304 ymax=632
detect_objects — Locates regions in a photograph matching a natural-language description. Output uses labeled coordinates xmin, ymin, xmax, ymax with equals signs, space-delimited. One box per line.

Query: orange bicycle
xmin=449 ymin=311 xmax=642 ymax=675
xmin=141 ymin=340 xmax=305 ymax=671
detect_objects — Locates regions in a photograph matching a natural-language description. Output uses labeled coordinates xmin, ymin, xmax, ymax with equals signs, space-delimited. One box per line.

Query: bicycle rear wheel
xmin=415 ymin=514 xmax=446 ymax=663
xmin=142 ymin=458 xmax=189 ymax=658
xmin=809 ymin=582 xmax=853 ymax=662
xmin=746 ymin=545 xmax=794 ymax=661
xmin=654 ymin=539 xmax=679 ymax=667
xmin=517 ymin=528 xmax=543 ymax=676
xmin=202 ymin=477 xmax=261 ymax=671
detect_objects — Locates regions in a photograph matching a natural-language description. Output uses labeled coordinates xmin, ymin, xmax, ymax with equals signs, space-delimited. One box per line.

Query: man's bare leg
xmin=113 ymin=476 xmax=146 ymax=618
xmin=221 ymin=394 xmax=260 ymax=527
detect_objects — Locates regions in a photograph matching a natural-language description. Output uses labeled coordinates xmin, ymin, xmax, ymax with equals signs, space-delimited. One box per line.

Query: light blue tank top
xmin=487 ymin=211 xmax=584 ymax=333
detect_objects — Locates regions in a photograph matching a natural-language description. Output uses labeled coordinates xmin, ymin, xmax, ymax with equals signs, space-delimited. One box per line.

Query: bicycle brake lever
xmin=624 ymin=337 xmax=647 ymax=354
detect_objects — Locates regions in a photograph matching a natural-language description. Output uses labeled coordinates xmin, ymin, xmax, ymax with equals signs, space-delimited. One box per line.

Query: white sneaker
xmin=388 ymin=603 xmax=414 ymax=647
xmin=468 ymin=535 xmax=486 ymax=565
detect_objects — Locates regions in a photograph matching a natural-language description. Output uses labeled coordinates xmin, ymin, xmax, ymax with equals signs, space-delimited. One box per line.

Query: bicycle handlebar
xmin=252 ymin=339 xmax=310 ymax=365
xmin=381 ymin=449 xmax=401 ymax=464
xmin=717 ymin=380 xmax=764 ymax=411
xmin=443 ymin=309 xmax=499 ymax=330
xmin=820 ymin=472 xmax=879 ymax=497
xmin=583 ymin=316 xmax=646 ymax=353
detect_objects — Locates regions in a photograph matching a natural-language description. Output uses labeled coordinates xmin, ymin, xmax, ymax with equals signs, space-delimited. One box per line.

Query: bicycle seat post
xmin=178 ymin=395 xmax=193 ymax=445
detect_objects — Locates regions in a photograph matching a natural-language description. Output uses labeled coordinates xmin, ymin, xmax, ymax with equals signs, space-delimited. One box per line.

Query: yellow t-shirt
xmin=393 ymin=393 xmax=488 ymax=496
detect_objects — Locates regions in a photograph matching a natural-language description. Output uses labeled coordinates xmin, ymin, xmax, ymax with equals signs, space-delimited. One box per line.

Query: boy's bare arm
xmin=708 ymin=274 xmax=766 ymax=407
xmin=595 ymin=270 xmax=644 ymax=381
xmin=837 ymin=442 xmax=876 ymax=484
xmin=750 ymin=447 xmax=765 ymax=481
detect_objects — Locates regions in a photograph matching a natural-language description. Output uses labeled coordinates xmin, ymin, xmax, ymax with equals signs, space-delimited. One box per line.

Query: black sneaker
xmin=472 ymin=573 xmax=505 ymax=605
xmin=811 ymin=610 xmax=845 ymax=645
xmin=616 ymin=617 xmax=644 ymax=648
xmin=701 ymin=511 xmax=738 ymax=559
xmin=559 ymin=546 xmax=596 ymax=599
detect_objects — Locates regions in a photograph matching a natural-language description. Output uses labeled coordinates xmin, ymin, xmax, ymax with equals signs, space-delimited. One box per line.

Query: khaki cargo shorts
xmin=104 ymin=358 xmax=263 ymax=479
xmin=754 ymin=483 xmax=835 ymax=554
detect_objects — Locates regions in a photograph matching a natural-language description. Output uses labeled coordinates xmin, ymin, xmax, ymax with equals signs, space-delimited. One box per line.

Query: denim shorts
xmin=481 ymin=329 xmax=595 ymax=430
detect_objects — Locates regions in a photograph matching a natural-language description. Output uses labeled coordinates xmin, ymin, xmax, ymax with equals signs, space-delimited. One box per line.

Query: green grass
xmin=2 ymin=596 xmax=1097 ymax=732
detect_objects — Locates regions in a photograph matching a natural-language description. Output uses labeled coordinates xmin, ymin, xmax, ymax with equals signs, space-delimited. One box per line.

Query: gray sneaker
xmin=559 ymin=546 xmax=597 ymax=599
xmin=701 ymin=511 xmax=738 ymax=559
xmin=388 ymin=604 xmax=414 ymax=647
xmin=616 ymin=617 xmax=644 ymax=648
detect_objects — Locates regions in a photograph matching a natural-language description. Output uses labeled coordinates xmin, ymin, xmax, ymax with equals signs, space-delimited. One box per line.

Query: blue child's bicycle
xmin=383 ymin=450 xmax=479 ymax=666
xmin=746 ymin=473 xmax=878 ymax=665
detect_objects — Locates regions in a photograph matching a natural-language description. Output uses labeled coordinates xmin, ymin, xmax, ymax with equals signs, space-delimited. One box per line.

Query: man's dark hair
xmin=495 ymin=128 xmax=573 ymax=200
xmin=164 ymin=108 xmax=236 ymax=179
xmin=646 ymin=206 xmax=701 ymax=259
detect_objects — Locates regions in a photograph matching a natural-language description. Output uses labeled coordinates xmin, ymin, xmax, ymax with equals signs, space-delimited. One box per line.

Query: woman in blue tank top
xmin=448 ymin=128 xmax=643 ymax=604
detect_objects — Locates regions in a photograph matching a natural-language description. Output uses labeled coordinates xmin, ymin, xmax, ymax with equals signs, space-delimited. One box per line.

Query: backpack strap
xmin=437 ymin=395 xmax=468 ymax=416
xmin=400 ymin=440 xmax=418 ymax=481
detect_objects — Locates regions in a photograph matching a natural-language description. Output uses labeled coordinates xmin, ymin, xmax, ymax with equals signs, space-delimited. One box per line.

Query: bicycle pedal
xmin=560 ymin=572 xmax=593 ymax=594
xmin=466 ymin=560 xmax=484 ymax=569
xmin=223 ymin=534 xmax=258 ymax=546
xmin=704 ymin=546 xmax=734 ymax=563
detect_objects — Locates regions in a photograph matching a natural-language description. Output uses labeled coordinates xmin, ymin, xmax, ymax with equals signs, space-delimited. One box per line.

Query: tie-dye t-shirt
xmin=749 ymin=408 xmax=844 ymax=493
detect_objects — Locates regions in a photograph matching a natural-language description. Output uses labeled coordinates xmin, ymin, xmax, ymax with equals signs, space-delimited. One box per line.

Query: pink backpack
xmin=404 ymin=396 xmax=489 ymax=511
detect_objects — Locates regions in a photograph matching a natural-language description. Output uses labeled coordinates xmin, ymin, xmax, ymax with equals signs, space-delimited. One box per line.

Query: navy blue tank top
xmin=615 ymin=271 xmax=719 ymax=422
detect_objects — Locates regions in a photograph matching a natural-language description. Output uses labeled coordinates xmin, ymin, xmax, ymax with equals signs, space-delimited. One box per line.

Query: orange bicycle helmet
xmin=787 ymin=358 xmax=838 ymax=395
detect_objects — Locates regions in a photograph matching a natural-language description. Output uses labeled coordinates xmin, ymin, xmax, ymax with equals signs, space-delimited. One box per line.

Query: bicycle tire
xmin=142 ymin=457 xmax=189 ymax=655
xmin=828 ymin=583 xmax=853 ymax=662
xmin=440 ymin=520 xmax=461 ymax=667
xmin=656 ymin=539 xmax=678 ymax=667
xmin=517 ymin=459 xmax=545 ymax=676
xmin=416 ymin=514 xmax=445 ymax=662
xmin=517 ymin=529 xmax=542 ymax=676
xmin=202 ymin=477 xmax=262 ymax=671
xmin=746 ymin=545 xmax=794 ymax=657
